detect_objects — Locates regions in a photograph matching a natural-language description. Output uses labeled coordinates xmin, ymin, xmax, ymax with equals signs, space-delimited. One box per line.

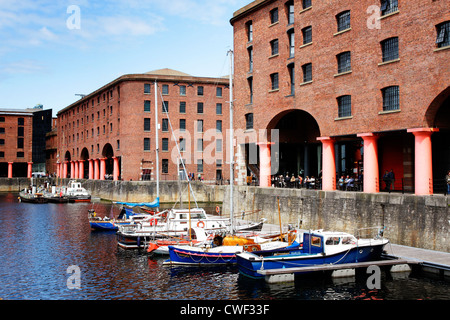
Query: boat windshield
xmin=325 ymin=237 xmax=341 ymax=245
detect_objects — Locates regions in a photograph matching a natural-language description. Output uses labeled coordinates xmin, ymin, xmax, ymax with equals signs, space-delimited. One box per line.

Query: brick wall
xmin=231 ymin=0 xmax=450 ymax=137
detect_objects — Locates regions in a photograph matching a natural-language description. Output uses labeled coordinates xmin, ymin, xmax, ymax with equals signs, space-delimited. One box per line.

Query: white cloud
xmin=1 ymin=60 xmax=45 ymax=74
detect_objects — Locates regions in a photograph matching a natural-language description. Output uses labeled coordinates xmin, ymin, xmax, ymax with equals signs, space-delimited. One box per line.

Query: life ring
xmin=149 ymin=218 xmax=157 ymax=226
xmin=215 ymin=206 xmax=220 ymax=214
xmin=197 ymin=221 xmax=205 ymax=228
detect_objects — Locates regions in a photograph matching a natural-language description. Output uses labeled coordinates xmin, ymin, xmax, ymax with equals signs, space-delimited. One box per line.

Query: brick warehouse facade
xmin=56 ymin=69 xmax=230 ymax=182
xmin=230 ymin=0 xmax=450 ymax=195
xmin=0 ymin=107 xmax=53 ymax=178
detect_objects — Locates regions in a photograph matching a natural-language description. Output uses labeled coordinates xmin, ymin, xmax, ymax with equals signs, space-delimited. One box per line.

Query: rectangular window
xmin=0 ymin=128 xmax=5 ymax=134
xmin=17 ymin=152 xmax=24 ymax=158
xmin=0 ymin=151 xmax=4 ymax=158
xmin=197 ymin=139 xmax=203 ymax=152
xmin=197 ymin=86 xmax=204 ymax=96
xmin=197 ymin=102 xmax=204 ymax=114
xmin=337 ymin=11 xmax=351 ymax=32
xmin=179 ymin=85 xmax=186 ymax=96
xmin=338 ymin=95 xmax=352 ymax=118
xmin=197 ymin=120 xmax=203 ymax=133
xmin=0 ymin=139 xmax=5 ymax=145
xmin=302 ymin=26 xmax=312 ymax=45
xmin=382 ymin=86 xmax=400 ymax=111
xmin=17 ymin=127 xmax=24 ymax=137
xmin=144 ymin=83 xmax=151 ymax=94
xmin=197 ymin=159 xmax=204 ymax=173
xmin=180 ymin=119 xmax=186 ymax=131
xmin=288 ymin=30 xmax=295 ymax=58
xmin=270 ymin=8 xmax=279 ymax=24
xmin=162 ymin=84 xmax=169 ymax=95
xmin=302 ymin=63 xmax=312 ymax=82
xmin=18 ymin=118 xmax=24 ymax=126
xmin=381 ymin=37 xmax=399 ymax=62
xmin=216 ymin=103 xmax=222 ymax=115
xmin=162 ymin=159 xmax=169 ymax=174
xmin=216 ymin=139 xmax=223 ymax=152
xmin=436 ymin=21 xmax=450 ymax=48
xmin=144 ymin=138 xmax=151 ymax=151
xmin=337 ymin=51 xmax=351 ymax=73
xmin=286 ymin=1 xmax=294 ymax=25
xmin=247 ymin=21 xmax=253 ymax=42
xmin=248 ymin=47 xmax=253 ymax=72
xmin=302 ymin=0 xmax=311 ymax=9
xmin=246 ymin=113 xmax=254 ymax=130
xmin=270 ymin=73 xmax=279 ymax=90
xmin=179 ymin=101 xmax=186 ymax=113
xmin=179 ymin=138 xmax=186 ymax=152
xmin=216 ymin=87 xmax=222 ymax=97
xmin=216 ymin=120 xmax=222 ymax=133
xmin=144 ymin=100 xmax=151 ymax=112
xmin=162 ymin=119 xmax=169 ymax=132
xmin=270 ymin=39 xmax=279 ymax=56
xmin=162 ymin=138 xmax=169 ymax=151
xmin=380 ymin=0 xmax=398 ymax=16
xmin=162 ymin=101 xmax=169 ymax=113
xmin=288 ymin=64 xmax=295 ymax=95
xmin=144 ymin=118 xmax=151 ymax=131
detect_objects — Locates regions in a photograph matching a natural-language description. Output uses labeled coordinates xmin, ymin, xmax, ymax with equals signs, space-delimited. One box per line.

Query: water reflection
xmin=0 ymin=193 xmax=449 ymax=300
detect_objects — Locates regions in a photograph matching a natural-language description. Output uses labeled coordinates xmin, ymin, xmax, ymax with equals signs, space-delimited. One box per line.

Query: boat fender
xmin=197 ymin=221 xmax=205 ymax=228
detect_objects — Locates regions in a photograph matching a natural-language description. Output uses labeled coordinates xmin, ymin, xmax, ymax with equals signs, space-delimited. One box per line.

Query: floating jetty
xmin=253 ymin=225 xmax=450 ymax=283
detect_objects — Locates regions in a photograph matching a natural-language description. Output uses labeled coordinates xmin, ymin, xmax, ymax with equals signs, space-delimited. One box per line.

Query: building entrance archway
xmin=268 ymin=110 xmax=321 ymax=183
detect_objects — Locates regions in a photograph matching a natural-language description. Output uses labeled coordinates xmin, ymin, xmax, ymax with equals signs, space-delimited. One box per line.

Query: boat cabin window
xmin=325 ymin=237 xmax=341 ymax=245
xmin=179 ymin=212 xmax=206 ymax=220
xmin=311 ymin=236 xmax=321 ymax=247
xmin=342 ymin=237 xmax=356 ymax=245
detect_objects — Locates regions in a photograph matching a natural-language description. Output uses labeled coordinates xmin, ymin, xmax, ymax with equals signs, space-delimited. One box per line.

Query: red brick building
xmin=0 ymin=109 xmax=34 ymax=178
xmin=56 ymin=69 xmax=230 ymax=182
xmin=0 ymin=107 xmax=53 ymax=178
xmin=230 ymin=0 xmax=450 ymax=195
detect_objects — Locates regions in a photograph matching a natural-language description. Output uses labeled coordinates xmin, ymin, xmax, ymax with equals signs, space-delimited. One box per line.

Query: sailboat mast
xmin=228 ymin=49 xmax=234 ymax=234
xmin=155 ymin=80 xmax=160 ymax=201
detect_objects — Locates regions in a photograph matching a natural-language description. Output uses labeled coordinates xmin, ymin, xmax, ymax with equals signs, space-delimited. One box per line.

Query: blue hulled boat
xmin=236 ymin=229 xmax=389 ymax=280
xmin=164 ymin=232 xmax=301 ymax=266
xmin=89 ymin=204 xmax=154 ymax=231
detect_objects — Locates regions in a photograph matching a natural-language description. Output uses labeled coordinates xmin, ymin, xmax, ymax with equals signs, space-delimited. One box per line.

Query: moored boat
xmin=236 ymin=229 xmax=389 ymax=280
xmin=163 ymin=230 xmax=301 ymax=266
xmin=63 ymin=180 xmax=91 ymax=202
xmin=19 ymin=189 xmax=48 ymax=204
xmin=89 ymin=207 xmax=152 ymax=231
xmin=116 ymin=207 xmax=229 ymax=249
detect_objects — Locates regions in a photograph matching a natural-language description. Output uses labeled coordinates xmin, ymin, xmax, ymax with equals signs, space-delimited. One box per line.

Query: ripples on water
xmin=0 ymin=192 xmax=449 ymax=301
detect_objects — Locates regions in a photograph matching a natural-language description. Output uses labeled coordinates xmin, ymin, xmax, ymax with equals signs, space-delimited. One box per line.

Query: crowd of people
xmin=271 ymin=173 xmax=320 ymax=189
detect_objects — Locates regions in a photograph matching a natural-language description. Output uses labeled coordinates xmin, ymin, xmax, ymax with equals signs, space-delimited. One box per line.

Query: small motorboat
xmin=236 ymin=229 xmax=389 ymax=280
xmin=89 ymin=207 xmax=150 ymax=231
xmin=19 ymin=188 xmax=48 ymax=204
xmin=63 ymin=180 xmax=91 ymax=202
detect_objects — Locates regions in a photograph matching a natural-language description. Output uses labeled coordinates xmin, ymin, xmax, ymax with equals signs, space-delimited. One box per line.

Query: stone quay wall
xmin=2 ymin=178 xmax=448 ymax=252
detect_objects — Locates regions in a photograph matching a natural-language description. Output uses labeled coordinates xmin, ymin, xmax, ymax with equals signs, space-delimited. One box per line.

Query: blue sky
xmin=0 ymin=0 xmax=250 ymax=114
